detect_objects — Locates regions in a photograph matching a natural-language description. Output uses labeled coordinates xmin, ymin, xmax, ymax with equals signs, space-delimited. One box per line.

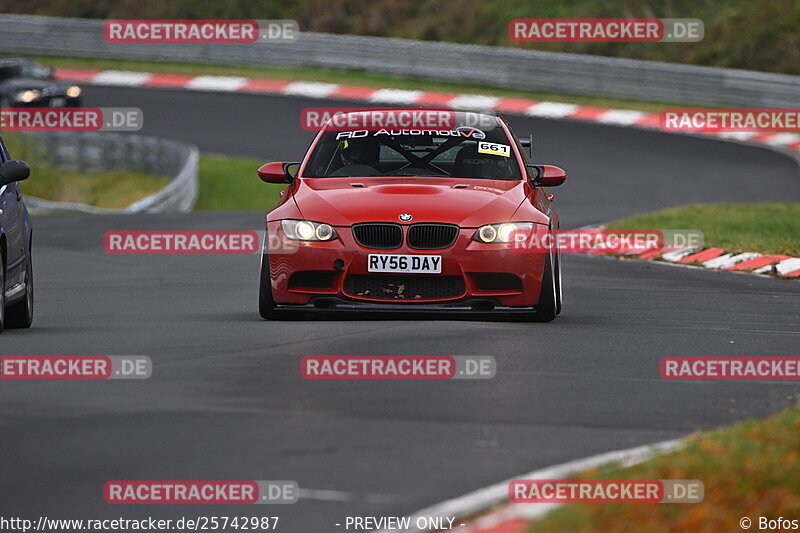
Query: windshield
xmin=303 ymin=122 xmax=522 ymax=180
xmin=19 ymin=61 xmax=52 ymax=79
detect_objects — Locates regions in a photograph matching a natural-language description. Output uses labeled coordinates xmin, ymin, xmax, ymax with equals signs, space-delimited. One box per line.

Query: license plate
xmin=368 ymin=254 xmax=442 ymax=274
xmin=49 ymin=98 xmax=66 ymax=107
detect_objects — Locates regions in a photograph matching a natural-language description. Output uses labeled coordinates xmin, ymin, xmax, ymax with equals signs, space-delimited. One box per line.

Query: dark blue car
xmin=0 ymin=135 xmax=33 ymax=332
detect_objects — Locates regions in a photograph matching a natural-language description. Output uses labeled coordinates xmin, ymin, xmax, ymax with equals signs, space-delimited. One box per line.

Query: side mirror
xmin=258 ymin=161 xmax=299 ymax=184
xmin=527 ymin=164 xmax=566 ymax=187
xmin=0 ymin=160 xmax=31 ymax=186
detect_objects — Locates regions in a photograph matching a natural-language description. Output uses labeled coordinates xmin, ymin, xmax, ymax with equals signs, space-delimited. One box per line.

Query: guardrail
xmin=0 ymin=14 xmax=798 ymax=107
xmin=21 ymin=132 xmax=198 ymax=214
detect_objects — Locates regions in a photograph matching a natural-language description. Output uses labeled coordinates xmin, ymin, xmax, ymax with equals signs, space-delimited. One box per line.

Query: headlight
xmin=17 ymin=89 xmax=41 ymax=103
xmin=66 ymin=86 xmax=81 ymax=98
xmin=473 ymin=222 xmax=534 ymax=243
xmin=282 ymin=219 xmax=338 ymax=241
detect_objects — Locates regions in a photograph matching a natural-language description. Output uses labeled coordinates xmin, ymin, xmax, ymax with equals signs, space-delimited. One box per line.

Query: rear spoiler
xmin=519 ymin=134 xmax=534 ymax=158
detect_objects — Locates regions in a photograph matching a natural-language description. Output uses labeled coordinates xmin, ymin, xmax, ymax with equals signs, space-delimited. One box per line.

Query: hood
xmin=292 ymin=176 xmax=530 ymax=227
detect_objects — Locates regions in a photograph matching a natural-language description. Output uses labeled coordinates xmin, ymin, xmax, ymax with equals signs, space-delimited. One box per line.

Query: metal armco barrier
xmin=0 ymin=14 xmax=798 ymax=107
xmin=21 ymin=132 xmax=199 ymax=214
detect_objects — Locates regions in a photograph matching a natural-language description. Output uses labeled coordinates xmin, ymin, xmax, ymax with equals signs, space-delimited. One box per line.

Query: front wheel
xmin=258 ymin=253 xmax=279 ymax=320
xmin=554 ymin=251 xmax=562 ymax=316
xmin=6 ymin=253 xmax=34 ymax=328
xmin=530 ymin=251 xmax=558 ymax=322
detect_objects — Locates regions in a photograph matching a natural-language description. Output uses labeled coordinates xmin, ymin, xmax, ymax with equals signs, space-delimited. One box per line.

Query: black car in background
xmin=0 ymin=135 xmax=34 ymax=333
xmin=0 ymin=57 xmax=82 ymax=107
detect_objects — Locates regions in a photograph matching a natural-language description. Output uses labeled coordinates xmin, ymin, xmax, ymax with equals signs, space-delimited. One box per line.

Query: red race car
xmin=257 ymin=109 xmax=566 ymax=321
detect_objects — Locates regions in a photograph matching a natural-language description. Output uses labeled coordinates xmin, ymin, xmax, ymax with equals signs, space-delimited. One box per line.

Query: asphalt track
xmin=1 ymin=86 xmax=799 ymax=531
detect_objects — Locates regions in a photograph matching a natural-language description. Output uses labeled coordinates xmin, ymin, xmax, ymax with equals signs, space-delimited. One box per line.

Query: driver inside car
xmin=331 ymin=137 xmax=381 ymax=176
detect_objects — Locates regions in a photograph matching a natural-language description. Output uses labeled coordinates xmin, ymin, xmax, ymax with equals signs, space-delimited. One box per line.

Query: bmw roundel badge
xmin=398 ymin=213 xmax=413 ymax=222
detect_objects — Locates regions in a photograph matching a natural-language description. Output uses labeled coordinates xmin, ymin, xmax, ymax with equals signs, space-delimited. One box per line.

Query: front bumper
xmin=273 ymin=297 xmax=538 ymax=318
xmin=266 ymin=222 xmax=548 ymax=308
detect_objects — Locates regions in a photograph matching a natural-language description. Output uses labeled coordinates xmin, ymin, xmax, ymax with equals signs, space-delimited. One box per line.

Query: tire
xmin=530 ymin=251 xmax=558 ymax=322
xmin=6 ymin=253 xmax=33 ymax=328
xmin=554 ymin=251 xmax=563 ymax=316
xmin=0 ymin=250 xmax=5 ymax=334
xmin=258 ymin=253 xmax=279 ymax=320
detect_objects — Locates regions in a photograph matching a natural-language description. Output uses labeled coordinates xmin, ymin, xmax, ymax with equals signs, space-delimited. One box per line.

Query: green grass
xmin=4 ymin=133 xmax=169 ymax=209
xmin=525 ymin=405 xmax=800 ymax=533
xmin=21 ymin=169 xmax=170 ymax=209
xmin=5 ymin=129 xmax=280 ymax=210
xmin=605 ymin=203 xmax=800 ymax=256
xmin=34 ymin=55 xmax=689 ymax=113
xmin=196 ymin=153 xmax=284 ymax=210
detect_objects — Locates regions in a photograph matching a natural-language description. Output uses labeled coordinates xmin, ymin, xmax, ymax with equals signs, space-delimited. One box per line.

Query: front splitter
xmin=272 ymin=296 xmax=538 ymax=318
